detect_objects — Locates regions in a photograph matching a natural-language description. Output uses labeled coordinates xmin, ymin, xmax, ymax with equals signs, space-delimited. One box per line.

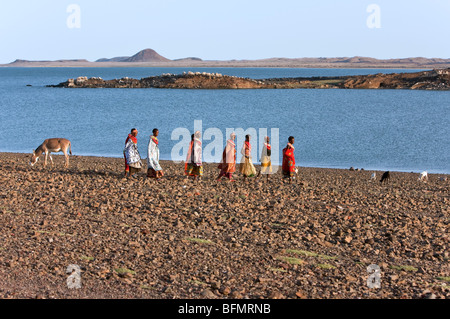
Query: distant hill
xmin=255 ymin=56 xmax=450 ymax=66
xmin=124 ymin=49 xmax=171 ymax=62
xmin=10 ymin=59 xmax=89 ymax=64
xmin=97 ymin=49 xmax=171 ymax=63
xmin=173 ymin=57 xmax=203 ymax=62
xmin=96 ymin=56 xmax=129 ymax=62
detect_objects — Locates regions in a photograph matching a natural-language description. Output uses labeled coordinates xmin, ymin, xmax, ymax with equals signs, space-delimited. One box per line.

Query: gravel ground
xmin=0 ymin=152 xmax=448 ymax=299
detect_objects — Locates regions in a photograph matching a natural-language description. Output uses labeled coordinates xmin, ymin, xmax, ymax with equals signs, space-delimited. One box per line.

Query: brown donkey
xmin=30 ymin=138 xmax=72 ymax=168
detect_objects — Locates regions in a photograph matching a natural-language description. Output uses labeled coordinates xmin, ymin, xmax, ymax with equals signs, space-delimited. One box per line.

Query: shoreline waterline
xmin=3 ymin=151 xmax=448 ymax=176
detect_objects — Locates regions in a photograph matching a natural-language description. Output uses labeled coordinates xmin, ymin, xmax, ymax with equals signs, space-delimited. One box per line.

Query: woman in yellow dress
xmin=240 ymin=134 xmax=257 ymax=181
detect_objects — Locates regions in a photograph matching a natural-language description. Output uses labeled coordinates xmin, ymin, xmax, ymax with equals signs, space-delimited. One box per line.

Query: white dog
xmin=418 ymin=171 xmax=428 ymax=182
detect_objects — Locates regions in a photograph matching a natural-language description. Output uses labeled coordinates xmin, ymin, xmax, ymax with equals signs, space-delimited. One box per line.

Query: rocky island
xmin=48 ymin=68 xmax=450 ymax=90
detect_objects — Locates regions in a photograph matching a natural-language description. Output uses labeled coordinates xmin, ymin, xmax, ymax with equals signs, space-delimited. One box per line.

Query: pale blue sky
xmin=0 ymin=0 xmax=449 ymax=63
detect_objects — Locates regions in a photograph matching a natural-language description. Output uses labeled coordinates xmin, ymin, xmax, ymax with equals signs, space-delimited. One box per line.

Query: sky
xmin=0 ymin=0 xmax=449 ymax=63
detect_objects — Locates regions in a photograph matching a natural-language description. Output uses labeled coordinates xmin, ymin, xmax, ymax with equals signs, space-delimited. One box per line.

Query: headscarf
xmin=126 ymin=133 xmax=137 ymax=144
xmin=225 ymin=132 xmax=236 ymax=164
xmin=227 ymin=132 xmax=236 ymax=147
xmin=151 ymin=135 xmax=159 ymax=145
xmin=264 ymin=136 xmax=271 ymax=150
xmin=186 ymin=131 xmax=202 ymax=165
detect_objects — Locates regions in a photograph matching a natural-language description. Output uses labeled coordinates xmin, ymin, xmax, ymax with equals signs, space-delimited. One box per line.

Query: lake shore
xmin=0 ymin=152 xmax=448 ymax=299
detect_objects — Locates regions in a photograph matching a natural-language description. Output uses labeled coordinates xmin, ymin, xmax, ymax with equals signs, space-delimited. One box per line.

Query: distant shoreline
xmin=1 ymin=61 xmax=449 ymax=69
xmin=3 ymin=48 xmax=449 ymax=69
xmin=0 ymin=63 xmax=442 ymax=69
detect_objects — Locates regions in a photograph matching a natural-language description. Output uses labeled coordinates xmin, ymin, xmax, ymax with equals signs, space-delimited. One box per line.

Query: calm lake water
xmin=0 ymin=67 xmax=449 ymax=174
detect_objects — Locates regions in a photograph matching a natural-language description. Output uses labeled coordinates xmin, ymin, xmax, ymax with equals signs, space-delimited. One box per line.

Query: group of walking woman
xmin=124 ymin=128 xmax=298 ymax=183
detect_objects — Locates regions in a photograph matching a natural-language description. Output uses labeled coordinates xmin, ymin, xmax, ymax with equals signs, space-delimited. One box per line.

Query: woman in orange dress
xmin=185 ymin=131 xmax=203 ymax=181
xmin=217 ymin=132 xmax=237 ymax=182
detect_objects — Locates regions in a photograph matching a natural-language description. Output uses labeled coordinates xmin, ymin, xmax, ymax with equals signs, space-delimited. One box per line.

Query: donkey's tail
xmin=69 ymin=142 xmax=72 ymax=156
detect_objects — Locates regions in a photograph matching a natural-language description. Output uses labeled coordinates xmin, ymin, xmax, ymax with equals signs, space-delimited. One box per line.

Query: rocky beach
xmin=0 ymin=152 xmax=448 ymax=299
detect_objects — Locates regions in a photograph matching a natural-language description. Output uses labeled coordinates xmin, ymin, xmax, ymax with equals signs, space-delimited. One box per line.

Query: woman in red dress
xmin=282 ymin=136 xmax=296 ymax=184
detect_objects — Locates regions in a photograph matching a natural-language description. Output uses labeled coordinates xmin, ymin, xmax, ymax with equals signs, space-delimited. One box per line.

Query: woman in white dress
xmin=147 ymin=128 xmax=164 ymax=180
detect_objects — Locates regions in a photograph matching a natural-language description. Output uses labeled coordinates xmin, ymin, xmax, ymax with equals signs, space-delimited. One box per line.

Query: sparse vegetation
xmin=316 ymin=263 xmax=337 ymax=270
xmin=286 ymin=249 xmax=337 ymax=260
xmin=389 ymin=265 xmax=418 ymax=272
xmin=185 ymin=237 xmax=214 ymax=245
xmin=277 ymin=256 xmax=305 ymax=265
xmin=114 ymin=268 xmax=136 ymax=275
